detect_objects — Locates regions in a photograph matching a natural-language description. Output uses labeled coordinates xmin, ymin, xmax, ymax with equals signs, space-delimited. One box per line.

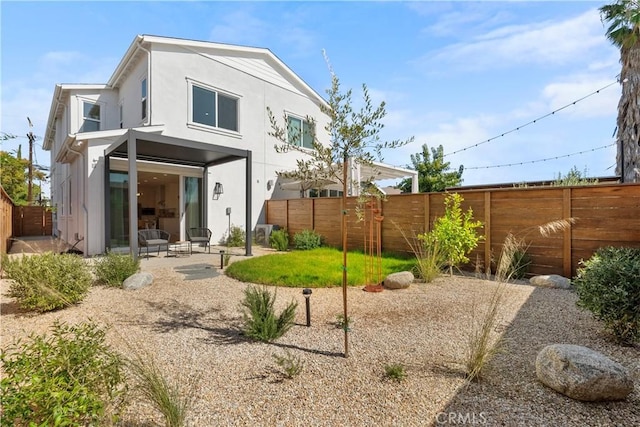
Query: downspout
xmin=137 ymin=40 xmax=152 ymax=126
xmin=67 ymin=141 xmax=89 ymax=256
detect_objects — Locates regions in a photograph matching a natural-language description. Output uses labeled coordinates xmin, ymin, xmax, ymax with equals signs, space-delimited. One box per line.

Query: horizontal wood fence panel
xmin=265 ymin=183 xmax=640 ymax=277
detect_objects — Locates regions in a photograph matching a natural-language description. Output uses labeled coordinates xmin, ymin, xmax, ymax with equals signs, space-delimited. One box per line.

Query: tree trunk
xmin=617 ymin=44 xmax=640 ymax=182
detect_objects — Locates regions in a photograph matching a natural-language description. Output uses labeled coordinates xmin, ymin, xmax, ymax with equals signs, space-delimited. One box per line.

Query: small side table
xmin=169 ymin=241 xmax=191 ymax=257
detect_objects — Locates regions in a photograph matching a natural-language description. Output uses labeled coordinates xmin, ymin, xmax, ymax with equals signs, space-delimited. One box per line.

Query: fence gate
xmin=12 ymin=206 xmax=53 ymax=237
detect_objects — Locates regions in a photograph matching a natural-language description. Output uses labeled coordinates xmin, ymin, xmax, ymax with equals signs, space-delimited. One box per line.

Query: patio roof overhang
xmin=104 ymin=129 xmax=253 ymax=259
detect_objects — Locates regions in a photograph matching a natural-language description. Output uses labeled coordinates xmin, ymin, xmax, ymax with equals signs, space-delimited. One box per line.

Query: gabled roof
xmin=108 ymin=34 xmax=328 ymax=108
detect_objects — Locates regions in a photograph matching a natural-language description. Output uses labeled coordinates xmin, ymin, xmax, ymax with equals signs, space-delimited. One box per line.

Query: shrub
xmin=0 ymin=321 xmax=127 ymax=426
xmin=94 ymin=251 xmax=140 ymax=287
xmin=272 ymin=350 xmax=304 ymax=379
xmin=127 ymin=349 xmax=199 ymax=427
xmin=241 ymin=285 xmax=297 ymax=342
xmin=384 ymin=363 xmax=406 ymax=382
xmin=293 ymin=229 xmax=322 ymax=250
xmin=2 ymin=252 xmax=92 ymax=312
xmin=226 ymin=225 xmax=246 ymax=247
xmin=420 ymin=193 xmax=483 ymax=276
xmin=573 ymin=246 xmax=640 ymax=345
xmin=495 ymin=233 xmax=531 ymax=282
xmin=269 ymin=228 xmax=289 ymax=251
xmin=393 ymin=222 xmax=445 ymax=283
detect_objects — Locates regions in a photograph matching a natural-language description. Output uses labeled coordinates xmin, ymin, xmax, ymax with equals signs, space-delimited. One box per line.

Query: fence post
xmin=484 ymin=191 xmax=492 ymax=276
xmin=563 ymin=188 xmax=572 ymax=278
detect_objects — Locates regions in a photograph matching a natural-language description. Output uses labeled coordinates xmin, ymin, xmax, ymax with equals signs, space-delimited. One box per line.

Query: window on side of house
xmin=119 ymin=102 xmax=124 ymax=129
xmin=141 ymin=78 xmax=147 ymax=121
xmin=191 ymin=84 xmax=238 ymax=132
xmin=286 ymin=115 xmax=314 ymax=149
xmin=81 ymin=102 xmax=100 ymax=132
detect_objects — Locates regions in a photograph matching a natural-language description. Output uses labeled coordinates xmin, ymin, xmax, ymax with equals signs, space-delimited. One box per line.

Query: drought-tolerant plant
xmin=335 ymin=313 xmax=352 ymax=332
xmin=421 ymin=193 xmax=483 ymax=276
xmin=464 ymin=285 xmax=507 ymax=382
xmin=2 ymin=252 xmax=92 ymax=312
xmin=293 ymin=229 xmax=323 ymax=250
xmin=224 ymin=225 xmax=246 ymax=247
xmin=552 ymin=166 xmax=598 ymax=186
xmin=573 ymin=246 xmax=640 ymax=345
xmin=494 ymin=233 xmax=531 ymax=282
xmin=0 ymin=321 xmax=127 ymax=426
xmin=393 ymin=221 xmax=445 ymax=283
xmin=384 ymin=363 xmax=407 ymax=382
xmin=272 ymin=350 xmax=304 ymax=379
xmin=269 ymin=228 xmax=289 ymax=251
xmin=94 ymin=251 xmax=140 ymax=287
xmin=127 ymin=349 xmax=199 ymax=427
xmin=241 ymin=285 xmax=297 ymax=342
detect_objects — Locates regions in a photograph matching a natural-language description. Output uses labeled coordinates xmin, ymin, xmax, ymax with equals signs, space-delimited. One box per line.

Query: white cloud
xmin=418 ymin=9 xmax=608 ymax=71
xmin=209 ymin=10 xmax=269 ymax=46
xmin=541 ymin=77 xmax=620 ymax=119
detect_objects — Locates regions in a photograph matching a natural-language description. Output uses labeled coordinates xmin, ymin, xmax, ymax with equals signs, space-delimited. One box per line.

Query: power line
xmin=465 ymin=143 xmax=615 ymax=170
xmin=444 ymin=80 xmax=619 ymax=157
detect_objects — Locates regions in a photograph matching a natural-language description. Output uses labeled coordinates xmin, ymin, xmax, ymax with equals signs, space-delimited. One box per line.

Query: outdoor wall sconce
xmin=213 ymin=182 xmax=224 ymax=200
xmin=303 ymin=288 xmax=312 ymax=327
xmin=267 ymin=179 xmax=274 ymax=191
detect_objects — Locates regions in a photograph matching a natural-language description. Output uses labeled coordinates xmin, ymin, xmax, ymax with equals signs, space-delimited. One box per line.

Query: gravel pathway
xmin=1 ymin=251 xmax=638 ymax=426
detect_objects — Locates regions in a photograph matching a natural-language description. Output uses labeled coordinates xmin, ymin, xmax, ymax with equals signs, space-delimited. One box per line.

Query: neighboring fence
xmin=12 ymin=206 xmax=53 ymax=237
xmin=0 ymin=186 xmax=13 ymax=254
xmin=265 ymin=183 xmax=640 ymax=278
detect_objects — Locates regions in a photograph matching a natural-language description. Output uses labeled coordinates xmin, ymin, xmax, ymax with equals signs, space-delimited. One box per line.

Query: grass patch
xmin=225 ymin=247 xmax=415 ymax=287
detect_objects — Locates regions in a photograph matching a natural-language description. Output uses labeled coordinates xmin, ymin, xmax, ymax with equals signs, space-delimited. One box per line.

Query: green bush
xmin=2 ymin=252 xmax=92 ymax=312
xmin=0 ymin=321 xmax=127 ymax=426
xmin=240 ymin=285 xmax=297 ymax=342
xmin=94 ymin=251 xmax=140 ymax=287
xmin=384 ymin=363 xmax=407 ymax=382
xmin=572 ymin=247 xmax=640 ymax=345
xmin=226 ymin=225 xmax=246 ymax=247
xmin=269 ymin=229 xmax=289 ymax=251
xmin=293 ymin=229 xmax=322 ymax=250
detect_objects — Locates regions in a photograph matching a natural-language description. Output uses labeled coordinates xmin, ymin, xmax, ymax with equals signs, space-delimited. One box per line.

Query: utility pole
xmin=27 ymin=117 xmax=35 ymax=206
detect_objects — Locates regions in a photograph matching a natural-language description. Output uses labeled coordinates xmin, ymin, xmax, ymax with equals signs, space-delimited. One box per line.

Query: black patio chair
xmin=187 ymin=227 xmax=212 ymax=254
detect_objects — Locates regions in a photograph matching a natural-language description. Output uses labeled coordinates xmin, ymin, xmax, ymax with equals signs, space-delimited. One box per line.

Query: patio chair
xmin=187 ymin=227 xmax=212 ymax=254
xmin=138 ymin=229 xmax=170 ymax=259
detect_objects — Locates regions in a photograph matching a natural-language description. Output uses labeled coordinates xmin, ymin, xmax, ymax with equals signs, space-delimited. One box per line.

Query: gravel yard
xmin=1 ymin=249 xmax=638 ymax=426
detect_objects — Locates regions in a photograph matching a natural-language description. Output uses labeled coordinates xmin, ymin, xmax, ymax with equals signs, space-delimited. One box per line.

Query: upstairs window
xmin=141 ymin=78 xmax=147 ymax=121
xmin=287 ymin=116 xmax=314 ymax=149
xmin=81 ymin=102 xmax=100 ymax=132
xmin=191 ymin=84 xmax=238 ymax=132
xmin=119 ymin=102 xmax=124 ymax=129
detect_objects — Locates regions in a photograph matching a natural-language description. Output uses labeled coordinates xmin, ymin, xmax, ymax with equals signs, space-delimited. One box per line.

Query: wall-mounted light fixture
xmin=267 ymin=179 xmax=274 ymax=191
xmin=213 ymin=182 xmax=224 ymax=200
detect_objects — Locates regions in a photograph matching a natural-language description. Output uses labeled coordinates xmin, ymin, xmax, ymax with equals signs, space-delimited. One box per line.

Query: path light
xmin=303 ymin=288 xmax=312 ymax=327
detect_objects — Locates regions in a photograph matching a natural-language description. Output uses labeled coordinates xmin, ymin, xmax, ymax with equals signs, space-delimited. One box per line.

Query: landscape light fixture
xmin=303 ymin=288 xmax=312 ymax=327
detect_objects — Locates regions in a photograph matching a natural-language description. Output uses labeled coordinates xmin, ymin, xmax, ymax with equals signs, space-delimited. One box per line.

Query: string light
xmin=444 ymin=80 xmax=619 ymax=157
xmin=465 ymin=143 xmax=615 ymax=170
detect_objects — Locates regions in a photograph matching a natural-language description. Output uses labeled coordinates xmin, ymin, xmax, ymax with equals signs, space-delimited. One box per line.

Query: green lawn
xmin=225 ymin=247 xmax=415 ymax=288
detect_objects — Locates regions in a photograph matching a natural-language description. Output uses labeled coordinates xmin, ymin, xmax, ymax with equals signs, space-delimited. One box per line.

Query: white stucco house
xmin=43 ymin=34 xmax=416 ymax=258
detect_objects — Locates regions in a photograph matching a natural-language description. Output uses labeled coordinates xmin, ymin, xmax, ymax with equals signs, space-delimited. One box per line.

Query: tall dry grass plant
xmin=464 ymin=284 xmax=508 ymax=382
xmin=392 ymin=221 xmax=444 ymax=283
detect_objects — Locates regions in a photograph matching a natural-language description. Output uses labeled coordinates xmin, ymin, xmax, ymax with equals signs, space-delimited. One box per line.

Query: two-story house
xmin=43 ymin=34 xmax=416 ymax=258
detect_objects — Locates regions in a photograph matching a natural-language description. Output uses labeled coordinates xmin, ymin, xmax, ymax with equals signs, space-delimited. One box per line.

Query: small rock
xmin=536 ymin=344 xmax=634 ymax=401
xmin=383 ymin=271 xmax=414 ymax=290
xmin=123 ymin=272 xmax=153 ymax=290
xmin=529 ymin=274 xmax=571 ymax=289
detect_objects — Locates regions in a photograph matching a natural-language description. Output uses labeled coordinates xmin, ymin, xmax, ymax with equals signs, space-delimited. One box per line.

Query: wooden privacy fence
xmin=265 ymin=183 xmax=640 ymax=278
xmin=12 ymin=206 xmax=53 ymax=238
xmin=0 ymin=186 xmax=13 ymax=254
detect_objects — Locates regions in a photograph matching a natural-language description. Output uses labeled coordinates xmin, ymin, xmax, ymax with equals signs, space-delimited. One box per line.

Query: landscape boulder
xmin=535 ymin=344 xmax=634 ymax=401
xmin=383 ymin=271 xmax=414 ymax=290
xmin=529 ymin=274 xmax=571 ymax=290
xmin=123 ymin=272 xmax=154 ymax=290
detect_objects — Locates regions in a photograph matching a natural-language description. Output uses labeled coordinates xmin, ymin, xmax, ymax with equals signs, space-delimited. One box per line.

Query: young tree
xmin=267 ymin=58 xmax=413 ymax=357
xmin=600 ymin=0 xmax=640 ymax=182
xmin=397 ymin=144 xmax=464 ymax=193
xmin=0 ymin=150 xmax=33 ymax=205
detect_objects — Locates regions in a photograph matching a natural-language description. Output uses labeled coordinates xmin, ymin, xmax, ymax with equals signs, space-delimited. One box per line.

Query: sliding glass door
xmin=184 ymin=176 xmax=202 ymax=232
xmin=109 ymin=171 xmax=129 ymax=248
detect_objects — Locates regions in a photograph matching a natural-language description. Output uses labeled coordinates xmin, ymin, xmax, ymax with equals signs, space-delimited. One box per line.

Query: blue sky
xmin=1 ymin=1 xmax=622 ymax=195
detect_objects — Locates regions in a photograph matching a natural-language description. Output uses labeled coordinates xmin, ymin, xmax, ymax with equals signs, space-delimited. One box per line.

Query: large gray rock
xmin=529 ymin=274 xmax=571 ymax=289
xmin=536 ymin=344 xmax=634 ymax=401
xmin=123 ymin=272 xmax=153 ymax=290
xmin=383 ymin=271 xmax=414 ymax=290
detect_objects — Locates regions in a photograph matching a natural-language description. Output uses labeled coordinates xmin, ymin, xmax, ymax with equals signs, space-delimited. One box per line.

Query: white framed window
xmin=141 ymin=78 xmax=148 ymax=121
xmin=80 ymin=101 xmax=100 ymax=132
xmin=287 ymin=115 xmax=314 ymax=149
xmin=189 ymin=81 xmax=239 ymax=132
